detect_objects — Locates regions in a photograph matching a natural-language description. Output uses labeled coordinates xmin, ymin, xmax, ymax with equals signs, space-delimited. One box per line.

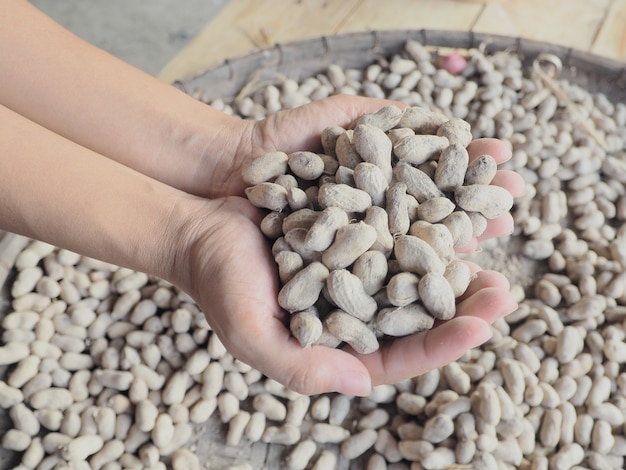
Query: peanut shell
xmin=278 ymin=262 xmax=330 ymax=313
xmin=376 ymin=304 xmax=435 ymax=336
xmin=325 ymin=311 xmax=379 ymax=354
xmin=326 ymin=269 xmax=378 ymax=322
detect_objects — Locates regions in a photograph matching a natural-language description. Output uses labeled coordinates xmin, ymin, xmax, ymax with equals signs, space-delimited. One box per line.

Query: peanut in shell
xmin=278 ymin=262 xmax=329 ymax=313
xmin=386 ymin=272 xmax=420 ymax=307
xmin=326 ymin=269 xmax=378 ymax=322
xmin=352 ymin=250 xmax=389 ymax=296
xmin=455 ymin=185 xmax=514 ymax=219
xmin=394 ymin=162 xmax=444 ymax=203
xmin=241 ymin=151 xmax=289 ymax=185
xmin=325 ymin=311 xmax=379 ymax=355
xmin=290 ymin=308 xmax=323 ymax=348
xmin=353 ymin=162 xmax=389 ymax=207
xmin=434 ymin=144 xmax=469 ymax=192
xmin=304 ymin=206 xmax=349 ymax=252
xmin=418 ymin=272 xmax=457 ymax=320
xmin=318 ymin=183 xmax=372 ymax=213
xmin=245 ymin=183 xmax=289 ymax=212
xmin=322 ymin=222 xmax=378 ymax=270
xmin=376 ymin=304 xmax=435 ymax=337
xmin=394 ymin=235 xmax=446 ymax=276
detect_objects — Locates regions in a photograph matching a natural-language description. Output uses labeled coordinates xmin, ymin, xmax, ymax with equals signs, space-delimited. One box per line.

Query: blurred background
xmin=29 ymin=0 xmax=229 ymax=76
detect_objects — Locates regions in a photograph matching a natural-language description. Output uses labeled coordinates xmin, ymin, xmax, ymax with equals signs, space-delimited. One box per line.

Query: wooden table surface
xmin=157 ymin=0 xmax=626 ymax=83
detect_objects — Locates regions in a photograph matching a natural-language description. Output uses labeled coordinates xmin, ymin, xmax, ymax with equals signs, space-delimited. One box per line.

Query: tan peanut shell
xmin=353 ymin=105 xmax=403 ymax=132
xmin=352 ymin=250 xmax=389 ymax=296
xmin=434 ymin=144 xmax=469 ymax=191
xmin=322 ymin=222 xmax=378 ymax=270
xmin=334 ymin=166 xmax=355 ymax=186
xmin=394 ymin=162 xmax=444 ymax=203
xmin=386 ymin=182 xmax=410 ymax=236
xmin=386 ymin=272 xmax=420 ymax=307
xmin=409 ymin=221 xmax=455 ymax=264
xmin=416 ymin=197 xmax=456 ymax=223
xmin=394 ymin=235 xmax=446 ymax=276
xmin=436 ymin=118 xmax=473 ymax=148
xmin=325 ymin=311 xmax=379 ymax=355
xmin=278 ymin=262 xmax=329 ymax=313
xmin=287 ymin=187 xmax=311 ymax=211
xmin=444 ymin=261 xmax=474 ymax=298
xmin=388 ymin=127 xmax=415 ymax=146
xmin=465 ymin=154 xmax=498 ymax=185
xmin=282 ymin=208 xmax=319 ymax=234
xmin=245 ymin=183 xmax=289 ymax=212
xmin=275 ymin=174 xmax=298 ymax=190
xmin=353 ymin=162 xmax=389 ymax=207
xmin=319 ymin=153 xmax=340 ymax=176
xmin=455 ymin=185 xmax=514 ymax=219
xmin=363 ymin=206 xmax=394 ymax=256
xmin=260 ymin=212 xmax=286 ymax=239
xmin=442 ymin=211 xmax=474 ymax=247
xmin=399 ymin=107 xmax=449 ymax=134
xmin=284 ymin=228 xmax=320 ymax=263
xmin=393 ymin=135 xmax=449 ymax=166
xmin=318 ymin=183 xmax=372 ymax=213
xmin=321 ymin=126 xmax=344 ymax=158
xmin=288 ymin=151 xmax=326 ymax=181
xmin=326 ymin=269 xmax=378 ymax=322
xmin=353 ymin=124 xmax=393 ymax=183
xmin=468 ymin=211 xmax=488 ymax=238
xmin=241 ymin=151 xmax=289 ymax=185
xmin=418 ymin=273 xmax=457 ymax=320
xmin=274 ymin=251 xmax=304 ymax=284
xmin=334 ymin=131 xmax=362 ymax=169
xmin=376 ymin=303 xmax=435 ymax=336
xmin=304 ymin=206 xmax=349 ymax=252
xmin=290 ymin=308 xmax=323 ymax=348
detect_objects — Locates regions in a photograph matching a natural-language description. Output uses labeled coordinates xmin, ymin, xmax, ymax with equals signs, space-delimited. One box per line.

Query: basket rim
xmin=173 ymin=29 xmax=626 ymax=101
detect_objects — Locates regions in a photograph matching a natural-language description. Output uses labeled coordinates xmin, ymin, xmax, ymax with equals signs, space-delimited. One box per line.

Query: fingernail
xmin=334 ymin=371 xmax=372 ymax=396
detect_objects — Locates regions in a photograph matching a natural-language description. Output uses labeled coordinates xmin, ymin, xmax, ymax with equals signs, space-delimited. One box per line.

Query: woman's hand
xmin=171 ymin=132 xmax=524 ymax=396
xmin=170 ymin=194 xmax=516 ymax=396
xmin=202 ymin=95 xmax=402 ymax=198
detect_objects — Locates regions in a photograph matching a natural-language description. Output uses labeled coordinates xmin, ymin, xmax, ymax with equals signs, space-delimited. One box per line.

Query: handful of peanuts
xmin=242 ymin=105 xmax=513 ymax=354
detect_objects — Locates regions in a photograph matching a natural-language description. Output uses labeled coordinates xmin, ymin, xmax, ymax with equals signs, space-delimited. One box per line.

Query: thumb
xmin=262 ymin=340 xmax=373 ymax=396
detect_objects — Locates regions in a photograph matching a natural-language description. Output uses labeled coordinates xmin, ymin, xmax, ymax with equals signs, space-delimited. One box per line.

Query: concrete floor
xmin=29 ymin=0 xmax=230 ymax=77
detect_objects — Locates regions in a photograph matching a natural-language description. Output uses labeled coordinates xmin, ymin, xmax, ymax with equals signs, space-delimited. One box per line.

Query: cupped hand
xmin=209 ymin=95 xmax=401 ymax=198
xmin=178 ymin=95 xmax=526 ymax=395
xmin=175 ymin=196 xmax=519 ymax=397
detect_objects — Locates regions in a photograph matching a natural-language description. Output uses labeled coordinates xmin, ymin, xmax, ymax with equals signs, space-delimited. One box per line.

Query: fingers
xmin=478 ymin=213 xmax=515 ymax=241
xmin=456 ymin=286 xmax=517 ymax=323
xmin=491 ymin=169 xmax=526 ymax=198
xmin=466 ymin=137 xmax=525 ymax=197
xmin=265 ymin=95 xmax=404 ymax=154
xmin=356 ymin=316 xmax=493 ymax=386
xmin=467 ymin=138 xmax=512 ymax=164
xmin=227 ymin=315 xmax=373 ymax=396
xmin=460 ymin=269 xmax=510 ymax=298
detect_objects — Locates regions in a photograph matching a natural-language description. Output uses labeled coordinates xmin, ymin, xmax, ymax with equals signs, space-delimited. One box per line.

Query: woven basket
xmin=1 ymin=30 xmax=625 ymax=469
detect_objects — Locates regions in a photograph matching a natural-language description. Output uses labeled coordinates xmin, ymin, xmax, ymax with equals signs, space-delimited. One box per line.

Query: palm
xmin=180 ymin=197 xmax=517 ymax=396
xmin=181 ymin=96 xmax=526 ymax=395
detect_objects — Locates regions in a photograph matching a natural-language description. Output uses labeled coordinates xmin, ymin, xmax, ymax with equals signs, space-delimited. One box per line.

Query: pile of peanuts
xmin=242 ymin=106 xmax=513 ymax=353
xmin=1 ymin=38 xmax=625 ymax=469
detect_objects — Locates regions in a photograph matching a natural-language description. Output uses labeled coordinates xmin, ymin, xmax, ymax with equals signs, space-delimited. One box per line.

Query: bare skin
xmin=0 ymin=0 xmax=524 ymax=395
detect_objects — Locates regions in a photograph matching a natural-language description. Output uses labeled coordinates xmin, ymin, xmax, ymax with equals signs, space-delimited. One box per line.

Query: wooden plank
xmin=159 ymin=0 xmax=624 ymax=83
xmin=472 ymin=0 xmax=612 ymax=52
xmin=592 ymin=0 xmax=626 ymax=61
xmin=337 ymin=0 xmax=483 ymax=33
xmin=158 ymin=0 xmax=361 ymax=83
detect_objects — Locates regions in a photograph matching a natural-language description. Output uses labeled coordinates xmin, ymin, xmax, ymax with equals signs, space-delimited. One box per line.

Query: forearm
xmin=0 ymin=0 xmax=248 ymax=197
xmin=0 ymin=103 xmax=186 ymax=280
